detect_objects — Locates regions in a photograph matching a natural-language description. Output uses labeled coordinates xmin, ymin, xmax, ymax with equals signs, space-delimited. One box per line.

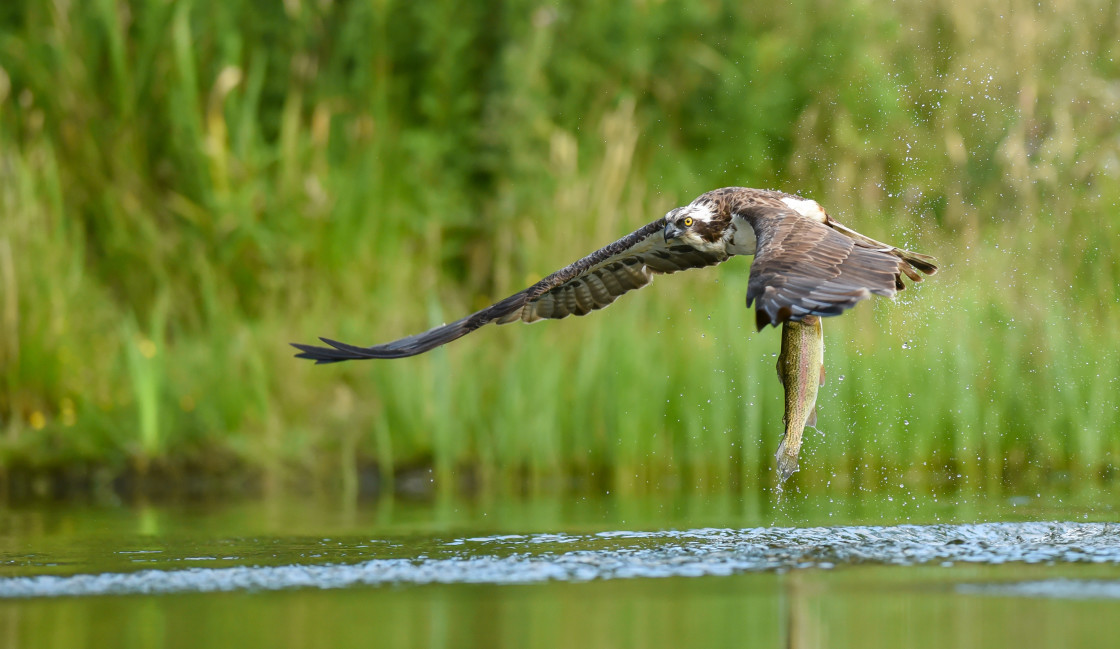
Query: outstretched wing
xmin=293 ymin=218 xmax=728 ymax=363
xmin=746 ymin=207 xmax=935 ymax=330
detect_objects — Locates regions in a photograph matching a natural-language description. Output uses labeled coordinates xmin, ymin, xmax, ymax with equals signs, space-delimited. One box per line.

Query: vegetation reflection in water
xmin=1 ymin=489 xmax=1120 ymax=647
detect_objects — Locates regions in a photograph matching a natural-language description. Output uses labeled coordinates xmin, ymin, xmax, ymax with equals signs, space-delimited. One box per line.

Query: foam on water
xmin=2 ymin=521 xmax=1119 ymax=599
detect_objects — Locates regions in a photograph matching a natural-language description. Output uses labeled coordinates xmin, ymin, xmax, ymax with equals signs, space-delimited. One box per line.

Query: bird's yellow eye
xmin=682 ymin=216 xmax=694 ymax=227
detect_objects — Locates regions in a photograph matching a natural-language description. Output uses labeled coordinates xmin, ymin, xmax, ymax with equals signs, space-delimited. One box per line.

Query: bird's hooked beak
xmin=663 ymin=221 xmax=684 ymax=242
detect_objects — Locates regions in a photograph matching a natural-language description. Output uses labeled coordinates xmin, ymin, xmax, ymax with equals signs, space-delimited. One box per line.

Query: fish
xmin=775 ymin=314 xmax=825 ymax=484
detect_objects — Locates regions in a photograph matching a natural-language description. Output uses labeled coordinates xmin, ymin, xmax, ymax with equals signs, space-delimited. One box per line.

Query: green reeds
xmin=0 ymin=0 xmax=1117 ymax=495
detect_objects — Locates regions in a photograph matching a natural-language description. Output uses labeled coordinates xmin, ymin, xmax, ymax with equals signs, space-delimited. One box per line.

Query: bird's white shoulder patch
xmin=728 ymin=214 xmax=757 ymax=255
xmin=781 ymin=197 xmax=828 ymax=223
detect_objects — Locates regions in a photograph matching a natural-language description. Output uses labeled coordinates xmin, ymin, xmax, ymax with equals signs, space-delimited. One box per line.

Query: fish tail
xmin=775 ymin=433 xmax=800 ymax=483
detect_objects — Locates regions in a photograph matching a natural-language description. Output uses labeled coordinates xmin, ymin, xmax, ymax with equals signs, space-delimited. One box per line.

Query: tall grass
xmin=0 ymin=0 xmax=1117 ymax=495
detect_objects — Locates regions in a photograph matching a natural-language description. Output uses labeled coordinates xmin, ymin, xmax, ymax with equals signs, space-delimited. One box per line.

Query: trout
xmin=775 ymin=315 xmax=825 ymax=484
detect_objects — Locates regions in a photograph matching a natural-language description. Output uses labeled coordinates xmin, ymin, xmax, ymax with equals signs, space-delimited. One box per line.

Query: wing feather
xmin=744 ymin=206 xmax=932 ymax=330
xmin=293 ymin=217 xmax=729 ymax=362
xmin=595 ymin=268 xmax=622 ymax=295
xmin=572 ymin=281 xmax=594 ymax=314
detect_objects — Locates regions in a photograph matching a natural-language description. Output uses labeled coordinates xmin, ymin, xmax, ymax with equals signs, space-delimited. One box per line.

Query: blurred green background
xmin=0 ymin=0 xmax=1117 ymax=498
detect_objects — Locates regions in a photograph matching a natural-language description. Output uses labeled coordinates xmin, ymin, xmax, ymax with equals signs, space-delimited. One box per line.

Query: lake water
xmin=2 ymin=486 xmax=1119 ymax=648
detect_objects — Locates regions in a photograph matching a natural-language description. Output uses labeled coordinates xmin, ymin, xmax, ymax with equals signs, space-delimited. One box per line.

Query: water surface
xmin=2 ymin=488 xmax=1119 ymax=648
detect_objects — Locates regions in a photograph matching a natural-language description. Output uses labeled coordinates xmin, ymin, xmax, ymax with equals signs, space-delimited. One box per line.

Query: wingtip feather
xmin=291 ymin=339 xmax=369 ymax=363
xmin=899 ymin=251 xmax=938 ymax=275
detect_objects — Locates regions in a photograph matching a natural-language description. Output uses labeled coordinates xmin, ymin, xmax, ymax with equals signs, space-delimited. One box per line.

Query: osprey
xmin=293 ymin=187 xmax=937 ymax=363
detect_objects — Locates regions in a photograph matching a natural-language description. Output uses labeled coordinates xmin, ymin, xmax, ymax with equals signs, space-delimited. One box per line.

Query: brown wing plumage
xmin=292 ymin=218 xmax=728 ymax=363
xmin=745 ymin=205 xmax=936 ymax=330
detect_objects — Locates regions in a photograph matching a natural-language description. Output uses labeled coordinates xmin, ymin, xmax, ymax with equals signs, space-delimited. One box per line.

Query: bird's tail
xmin=826 ymin=217 xmax=939 ymax=280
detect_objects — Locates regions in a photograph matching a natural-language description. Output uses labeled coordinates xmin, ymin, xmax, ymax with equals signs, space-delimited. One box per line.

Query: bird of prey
xmin=292 ymin=187 xmax=937 ymax=363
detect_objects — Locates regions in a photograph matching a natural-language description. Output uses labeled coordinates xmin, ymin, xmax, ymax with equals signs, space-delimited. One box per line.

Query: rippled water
xmin=3 ymin=522 xmax=1120 ymax=599
xmin=2 ymin=490 xmax=1120 ymax=648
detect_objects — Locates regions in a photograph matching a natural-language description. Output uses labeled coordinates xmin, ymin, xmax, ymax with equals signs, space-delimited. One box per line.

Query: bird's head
xmin=662 ymin=201 xmax=731 ymax=254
